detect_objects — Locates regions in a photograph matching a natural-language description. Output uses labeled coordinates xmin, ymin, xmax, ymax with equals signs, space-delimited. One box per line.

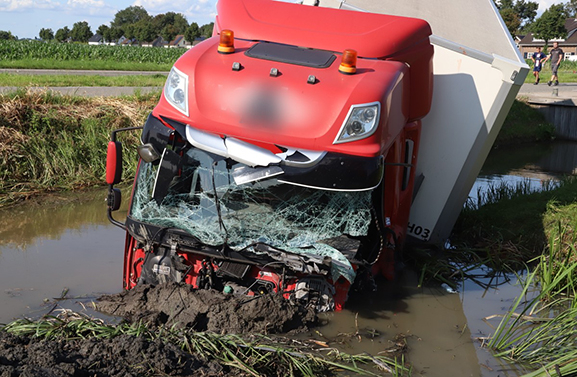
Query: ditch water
xmin=1 ymin=140 xmax=576 ymax=376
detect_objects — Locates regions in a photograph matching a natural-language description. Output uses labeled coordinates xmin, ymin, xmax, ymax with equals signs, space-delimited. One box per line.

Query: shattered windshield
xmin=130 ymin=147 xmax=373 ymax=282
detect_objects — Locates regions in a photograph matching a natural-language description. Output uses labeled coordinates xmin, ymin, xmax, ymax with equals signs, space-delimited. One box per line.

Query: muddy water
xmin=0 ymin=188 xmax=524 ymax=376
xmin=2 ymin=141 xmax=576 ymax=375
xmin=0 ymin=188 xmax=126 ymax=323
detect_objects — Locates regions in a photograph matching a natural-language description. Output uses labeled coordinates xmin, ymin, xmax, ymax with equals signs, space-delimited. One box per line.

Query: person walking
xmin=544 ymin=42 xmax=564 ymax=86
xmin=531 ymin=47 xmax=546 ymax=85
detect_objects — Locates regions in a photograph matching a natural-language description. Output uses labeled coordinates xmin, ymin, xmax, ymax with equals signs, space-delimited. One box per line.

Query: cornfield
xmin=0 ymin=40 xmax=186 ymax=65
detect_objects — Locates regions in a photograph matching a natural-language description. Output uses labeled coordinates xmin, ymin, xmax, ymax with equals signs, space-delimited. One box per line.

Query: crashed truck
xmin=105 ymin=0 xmax=528 ymax=311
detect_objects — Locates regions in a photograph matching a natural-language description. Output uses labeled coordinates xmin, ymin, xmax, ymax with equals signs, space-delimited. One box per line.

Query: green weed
xmin=2 ymin=310 xmax=410 ymax=377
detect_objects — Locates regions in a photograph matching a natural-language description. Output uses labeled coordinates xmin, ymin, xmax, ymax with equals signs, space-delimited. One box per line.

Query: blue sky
xmin=0 ymin=0 xmax=218 ymax=39
xmin=0 ymin=0 xmax=565 ymax=39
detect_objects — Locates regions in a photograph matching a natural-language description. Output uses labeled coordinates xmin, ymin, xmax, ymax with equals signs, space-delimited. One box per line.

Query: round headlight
xmin=362 ymin=108 xmax=375 ymax=122
xmin=174 ymin=89 xmax=185 ymax=104
xmin=170 ymin=74 xmax=180 ymax=88
xmin=347 ymin=121 xmax=364 ymax=135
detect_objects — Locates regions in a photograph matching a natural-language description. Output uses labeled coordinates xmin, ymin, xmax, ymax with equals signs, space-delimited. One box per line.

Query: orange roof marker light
xmin=339 ymin=49 xmax=357 ymax=75
xmin=218 ymin=29 xmax=235 ymax=54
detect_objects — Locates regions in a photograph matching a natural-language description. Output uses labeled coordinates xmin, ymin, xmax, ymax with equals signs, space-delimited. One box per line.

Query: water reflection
xmin=481 ymin=140 xmax=577 ymax=179
xmin=0 ymin=187 xmax=126 ymax=323
xmin=470 ymin=141 xmax=577 ymax=205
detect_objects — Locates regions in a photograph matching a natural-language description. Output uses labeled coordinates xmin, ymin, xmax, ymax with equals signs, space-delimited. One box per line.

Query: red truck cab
xmin=107 ymin=0 xmax=433 ymax=311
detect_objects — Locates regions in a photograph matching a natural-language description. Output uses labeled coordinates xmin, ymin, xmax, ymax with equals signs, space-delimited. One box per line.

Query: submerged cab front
xmin=119 ymin=0 xmax=434 ymax=310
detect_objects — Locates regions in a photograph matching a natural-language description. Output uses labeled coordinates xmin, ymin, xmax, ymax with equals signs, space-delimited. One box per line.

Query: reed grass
xmin=452 ymin=176 xmax=577 ymax=262
xmin=487 ymin=224 xmax=577 ymax=377
xmin=0 ymin=88 xmax=158 ymax=207
xmin=2 ymin=310 xmax=409 ymax=377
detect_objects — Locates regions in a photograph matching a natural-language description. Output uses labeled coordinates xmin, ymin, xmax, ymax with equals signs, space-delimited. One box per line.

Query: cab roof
xmin=215 ymin=0 xmax=431 ymax=59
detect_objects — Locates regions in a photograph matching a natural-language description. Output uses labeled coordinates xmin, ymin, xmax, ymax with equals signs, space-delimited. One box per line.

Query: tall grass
xmin=0 ymin=88 xmax=158 ymax=206
xmin=488 ymin=224 xmax=577 ymax=377
xmin=2 ymin=310 xmax=409 ymax=377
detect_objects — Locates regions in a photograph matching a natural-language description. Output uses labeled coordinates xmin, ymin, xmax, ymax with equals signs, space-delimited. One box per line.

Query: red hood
xmin=215 ymin=0 xmax=431 ymax=59
xmin=153 ymin=37 xmax=410 ymax=157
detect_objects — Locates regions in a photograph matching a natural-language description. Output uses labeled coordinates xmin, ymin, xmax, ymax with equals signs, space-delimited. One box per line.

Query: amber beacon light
xmin=339 ymin=49 xmax=357 ymax=74
xmin=218 ymin=30 xmax=235 ymax=54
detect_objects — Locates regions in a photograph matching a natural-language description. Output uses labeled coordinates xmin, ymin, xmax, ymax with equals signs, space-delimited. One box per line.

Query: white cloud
xmin=66 ymin=0 xmax=115 ymax=16
xmin=133 ymin=0 xmax=216 ymax=24
xmin=536 ymin=0 xmax=564 ymax=14
xmin=0 ymin=0 xmax=58 ymax=12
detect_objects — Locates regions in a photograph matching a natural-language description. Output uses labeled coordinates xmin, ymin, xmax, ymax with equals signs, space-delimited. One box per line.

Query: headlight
xmin=334 ymin=102 xmax=380 ymax=144
xmin=164 ymin=67 xmax=189 ymax=116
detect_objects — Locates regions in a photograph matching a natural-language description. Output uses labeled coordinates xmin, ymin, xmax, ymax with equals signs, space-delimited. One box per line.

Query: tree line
xmin=34 ymin=6 xmax=214 ymax=44
xmin=496 ymin=0 xmax=577 ymax=45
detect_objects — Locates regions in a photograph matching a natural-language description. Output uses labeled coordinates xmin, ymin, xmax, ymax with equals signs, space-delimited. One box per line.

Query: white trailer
xmin=304 ymin=0 xmax=530 ymax=244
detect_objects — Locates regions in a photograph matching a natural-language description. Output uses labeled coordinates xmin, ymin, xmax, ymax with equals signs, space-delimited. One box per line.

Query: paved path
xmin=517 ymin=82 xmax=577 ymax=105
xmin=0 ymin=69 xmax=576 ymax=100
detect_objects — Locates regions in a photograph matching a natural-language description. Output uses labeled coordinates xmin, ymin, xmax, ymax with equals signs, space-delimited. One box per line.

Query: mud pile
xmin=0 ymin=283 xmax=320 ymax=376
xmin=97 ymin=283 xmax=318 ymax=334
xmin=0 ymin=331 xmax=223 ymax=377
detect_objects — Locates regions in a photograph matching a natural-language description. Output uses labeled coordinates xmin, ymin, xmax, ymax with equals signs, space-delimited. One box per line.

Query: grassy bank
xmin=494 ymin=98 xmax=555 ymax=146
xmin=452 ymin=177 xmax=577 ymax=264
xmin=0 ymin=89 xmax=157 ymax=207
xmin=0 ymin=73 xmax=167 ymax=87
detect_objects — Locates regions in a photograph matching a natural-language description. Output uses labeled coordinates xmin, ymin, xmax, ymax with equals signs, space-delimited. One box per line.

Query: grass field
xmin=0 ymin=40 xmax=186 ymax=71
xmin=0 ymin=73 xmax=167 ymax=87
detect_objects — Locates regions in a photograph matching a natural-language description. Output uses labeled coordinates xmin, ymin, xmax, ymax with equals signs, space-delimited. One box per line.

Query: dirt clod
xmin=0 ymin=331 xmax=222 ymax=377
xmin=97 ymin=283 xmax=318 ymax=334
xmin=1 ymin=283 xmax=320 ymax=376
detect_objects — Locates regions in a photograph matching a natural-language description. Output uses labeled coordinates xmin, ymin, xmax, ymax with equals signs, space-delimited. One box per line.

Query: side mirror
xmin=107 ymin=188 xmax=122 ymax=211
xmin=106 ymin=141 xmax=123 ymax=185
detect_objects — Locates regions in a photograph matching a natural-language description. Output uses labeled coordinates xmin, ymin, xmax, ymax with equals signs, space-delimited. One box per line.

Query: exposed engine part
xmin=291 ymin=276 xmax=335 ymax=312
xmin=197 ymin=259 xmax=215 ymax=290
xmin=216 ymin=260 xmax=251 ymax=279
xmin=139 ymin=248 xmax=189 ymax=285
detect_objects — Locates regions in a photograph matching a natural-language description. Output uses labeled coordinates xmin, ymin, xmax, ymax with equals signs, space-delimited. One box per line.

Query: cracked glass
xmin=130 ymin=147 xmax=374 ymax=282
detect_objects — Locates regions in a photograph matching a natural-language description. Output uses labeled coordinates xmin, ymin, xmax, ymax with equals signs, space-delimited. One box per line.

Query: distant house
xmin=142 ymin=36 xmax=166 ymax=48
xmin=518 ymin=18 xmax=577 ymax=60
xmin=108 ymin=36 xmax=126 ymax=46
xmin=88 ymin=34 xmax=103 ymax=45
xmin=121 ymin=38 xmax=139 ymax=46
xmin=192 ymin=37 xmax=207 ymax=46
xmin=168 ymin=35 xmax=190 ymax=48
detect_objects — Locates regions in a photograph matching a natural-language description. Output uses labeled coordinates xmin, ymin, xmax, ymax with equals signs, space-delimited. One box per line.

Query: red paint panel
xmin=216 ymin=0 xmax=431 ymax=59
xmin=106 ymin=141 xmax=118 ymax=185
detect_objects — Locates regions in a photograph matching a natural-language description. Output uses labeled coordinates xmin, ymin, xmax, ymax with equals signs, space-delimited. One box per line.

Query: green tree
xmin=133 ymin=20 xmax=157 ymax=43
xmin=70 ymin=21 xmax=93 ymax=43
xmin=184 ymin=22 xmax=200 ymax=43
xmin=566 ymin=0 xmax=577 ymax=17
xmin=200 ymin=22 xmax=214 ymax=38
xmin=55 ymin=27 xmax=70 ymax=42
xmin=495 ymin=0 xmax=538 ymax=34
xmin=501 ymin=8 xmax=521 ymax=35
xmin=97 ymin=24 xmax=110 ymax=38
xmin=103 ymin=27 xmax=124 ymax=44
xmin=39 ymin=28 xmax=54 ymax=41
xmin=111 ymin=6 xmax=149 ymax=29
xmin=514 ymin=0 xmax=538 ymax=28
xmin=0 ymin=30 xmax=16 ymax=40
xmin=530 ymin=4 xmax=568 ymax=46
xmin=160 ymin=12 xmax=188 ymax=42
